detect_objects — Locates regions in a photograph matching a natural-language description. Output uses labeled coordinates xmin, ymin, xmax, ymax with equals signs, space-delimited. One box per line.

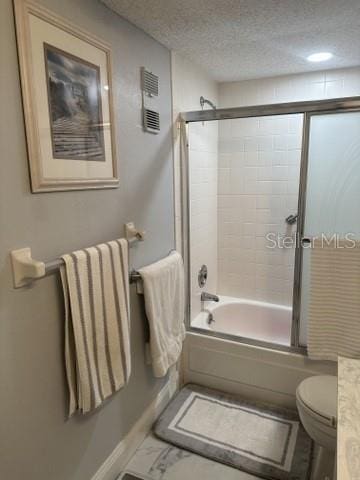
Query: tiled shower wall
xmin=172 ymin=65 xmax=360 ymax=316
xmin=171 ymin=53 xmax=218 ymax=320
xmin=219 ymin=68 xmax=360 ymax=108
xmin=217 ymin=115 xmax=302 ymax=305
xmin=217 ymin=67 xmax=360 ymax=306
xmin=188 ymin=121 xmax=218 ymax=319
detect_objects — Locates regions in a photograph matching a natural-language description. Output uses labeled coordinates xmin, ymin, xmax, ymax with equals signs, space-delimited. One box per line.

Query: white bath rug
xmin=154 ymin=384 xmax=312 ymax=480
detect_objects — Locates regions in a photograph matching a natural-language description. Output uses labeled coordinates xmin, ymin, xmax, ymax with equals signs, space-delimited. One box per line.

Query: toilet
xmin=296 ymin=375 xmax=338 ymax=478
xmin=296 ymin=375 xmax=337 ymax=452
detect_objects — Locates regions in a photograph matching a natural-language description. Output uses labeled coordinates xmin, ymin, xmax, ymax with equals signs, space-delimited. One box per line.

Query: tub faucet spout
xmin=201 ymin=292 xmax=219 ymax=302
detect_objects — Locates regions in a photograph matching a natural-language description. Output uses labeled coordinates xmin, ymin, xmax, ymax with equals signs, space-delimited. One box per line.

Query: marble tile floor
xmin=118 ymin=433 xmax=337 ymax=480
xmin=117 ymin=433 xmax=262 ymax=480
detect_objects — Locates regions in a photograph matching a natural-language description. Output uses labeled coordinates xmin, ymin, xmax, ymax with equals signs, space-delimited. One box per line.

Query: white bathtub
xmin=192 ymin=296 xmax=292 ymax=346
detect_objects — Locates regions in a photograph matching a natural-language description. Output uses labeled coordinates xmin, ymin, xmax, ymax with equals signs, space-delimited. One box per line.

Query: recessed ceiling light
xmin=307 ymin=52 xmax=333 ymax=63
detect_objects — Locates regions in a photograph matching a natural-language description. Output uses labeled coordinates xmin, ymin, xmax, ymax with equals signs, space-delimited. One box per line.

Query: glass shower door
xmin=298 ymin=111 xmax=360 ymax=346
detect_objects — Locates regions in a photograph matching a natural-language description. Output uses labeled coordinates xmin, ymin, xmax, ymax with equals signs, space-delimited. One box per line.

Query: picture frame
xmin=13 ymin=0 xmax=119 ymax=192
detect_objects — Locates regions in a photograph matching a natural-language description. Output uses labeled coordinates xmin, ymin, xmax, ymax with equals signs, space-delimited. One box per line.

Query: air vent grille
xmin=141 ymin=67 xmax=159 ymax=97
xmin=141 ymin=67 xmax=160 ymax=133
xmin=144 ymin=109 xmax=160 ymax=134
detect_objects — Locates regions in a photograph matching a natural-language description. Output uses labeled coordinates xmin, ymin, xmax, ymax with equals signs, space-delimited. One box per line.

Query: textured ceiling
xmin=101 ymin=0 xmax=360 ymax=82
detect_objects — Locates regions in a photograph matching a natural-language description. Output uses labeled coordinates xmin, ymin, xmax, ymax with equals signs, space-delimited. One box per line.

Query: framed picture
xmin=14 ymin=0 xmax=118 ymax=192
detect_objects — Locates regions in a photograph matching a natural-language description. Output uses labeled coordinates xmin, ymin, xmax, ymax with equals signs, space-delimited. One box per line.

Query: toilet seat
xmin=296 ymin=375 xmax=337 ymax=428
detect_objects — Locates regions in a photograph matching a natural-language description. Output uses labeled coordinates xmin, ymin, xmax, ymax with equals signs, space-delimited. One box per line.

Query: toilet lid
xmin=297 ymin=375 xmax=337 ymax=422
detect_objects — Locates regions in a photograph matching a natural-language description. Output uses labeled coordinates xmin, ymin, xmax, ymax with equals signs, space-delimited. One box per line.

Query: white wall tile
xmin=172 ymin=52 xmax=218 ymax=321
xmin=218 ymin=86 xmax=306 ymax=304
xmin=244 ymin=137 xmax=258 ymax=152
xmin=175 ymin=64 xmax=360 ymax=316
xmin=232 ymin=117 xmax=259 ymax=136
xmin=217 ymin=68 xmax=360 ymax=305
xmin=325 ymin=79 xmax=344 ymax=98
xmin=244 ymin=151 xmax=258 ymax=166
xmin=258 ymin=136 xmax=274 ymax=152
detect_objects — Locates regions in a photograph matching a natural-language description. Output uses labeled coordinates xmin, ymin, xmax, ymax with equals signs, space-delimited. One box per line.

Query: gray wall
xmin=0 ymin=0 xmax=174 ymax=478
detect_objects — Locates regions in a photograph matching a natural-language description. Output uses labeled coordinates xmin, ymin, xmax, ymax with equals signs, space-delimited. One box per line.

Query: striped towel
xmin=60 ymin=239 xmax=131 ymax=415
xmin=308 ymin=239 xmax=360 ymax=361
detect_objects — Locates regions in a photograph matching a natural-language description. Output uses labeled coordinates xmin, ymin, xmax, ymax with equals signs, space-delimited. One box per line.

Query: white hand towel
xmin=139 ymin=251 xmax=185 ymax=377
xmin=60 ymin=239 xmax=131 ymax=415
xmin=308 ymin=239 xmax=360 ymax=361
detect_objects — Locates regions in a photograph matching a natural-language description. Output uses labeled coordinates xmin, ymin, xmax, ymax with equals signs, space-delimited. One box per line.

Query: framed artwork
xmin=14 ymin=0 xmax=118 ymax=192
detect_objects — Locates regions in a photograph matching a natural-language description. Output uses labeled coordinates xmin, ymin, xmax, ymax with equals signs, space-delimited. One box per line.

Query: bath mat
xmin=119 ymin=475 xmax=146 ymax=480
xmin=154 ymin=384 xmax=312 ymax=480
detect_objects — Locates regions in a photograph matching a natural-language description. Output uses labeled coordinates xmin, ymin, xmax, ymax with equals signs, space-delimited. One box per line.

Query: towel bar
xmin=129 ymin=249 xmax=175 ymax=286
xmin=129 ymin=270 xmax=142 ymax=284
xmin=10 ymin=222 xmax=145 ymax=288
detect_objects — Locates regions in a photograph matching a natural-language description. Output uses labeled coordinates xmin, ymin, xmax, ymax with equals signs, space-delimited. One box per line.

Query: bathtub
xmin=191 ymin=295 xmax=292 ymax=346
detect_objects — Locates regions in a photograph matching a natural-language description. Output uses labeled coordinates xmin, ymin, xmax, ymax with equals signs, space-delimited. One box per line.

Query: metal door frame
xmin=180 ymin=96 xmax=360 ymax=354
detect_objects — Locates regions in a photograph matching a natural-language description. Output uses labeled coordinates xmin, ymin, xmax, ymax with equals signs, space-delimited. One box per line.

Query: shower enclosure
xmin=180 ymin=97 xmax=360 ymax=352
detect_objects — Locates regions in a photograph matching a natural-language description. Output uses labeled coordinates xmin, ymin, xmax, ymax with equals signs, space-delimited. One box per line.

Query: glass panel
xmin=188 ymin=114 xmax=304 ymax=347
xmin=299 ymin=111 xmax=360 ymax=345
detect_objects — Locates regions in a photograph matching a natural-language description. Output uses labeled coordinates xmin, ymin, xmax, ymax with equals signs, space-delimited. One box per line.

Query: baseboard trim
xmin=91 ymin=376 xmax=177 ymax=480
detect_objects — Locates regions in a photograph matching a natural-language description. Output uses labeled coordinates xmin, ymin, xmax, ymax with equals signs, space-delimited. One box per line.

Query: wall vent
xmin=143 ymin=108 xmax=160 ymax=134
xmin=141 ymin=67 xmax=160 ymax=134
xmin=141 ymin=67 xmax=159 ymax=97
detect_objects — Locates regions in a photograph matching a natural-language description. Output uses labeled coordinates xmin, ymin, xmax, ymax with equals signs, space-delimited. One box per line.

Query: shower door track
xmin=180 ymin=96 xmax=360 ymax=123
xmin=180 ymin=96 xmax=360 ymax=355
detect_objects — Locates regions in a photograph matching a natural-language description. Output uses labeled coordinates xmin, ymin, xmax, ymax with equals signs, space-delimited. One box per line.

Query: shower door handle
xmin=301 ymin=237 xmax=311 ymax=246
